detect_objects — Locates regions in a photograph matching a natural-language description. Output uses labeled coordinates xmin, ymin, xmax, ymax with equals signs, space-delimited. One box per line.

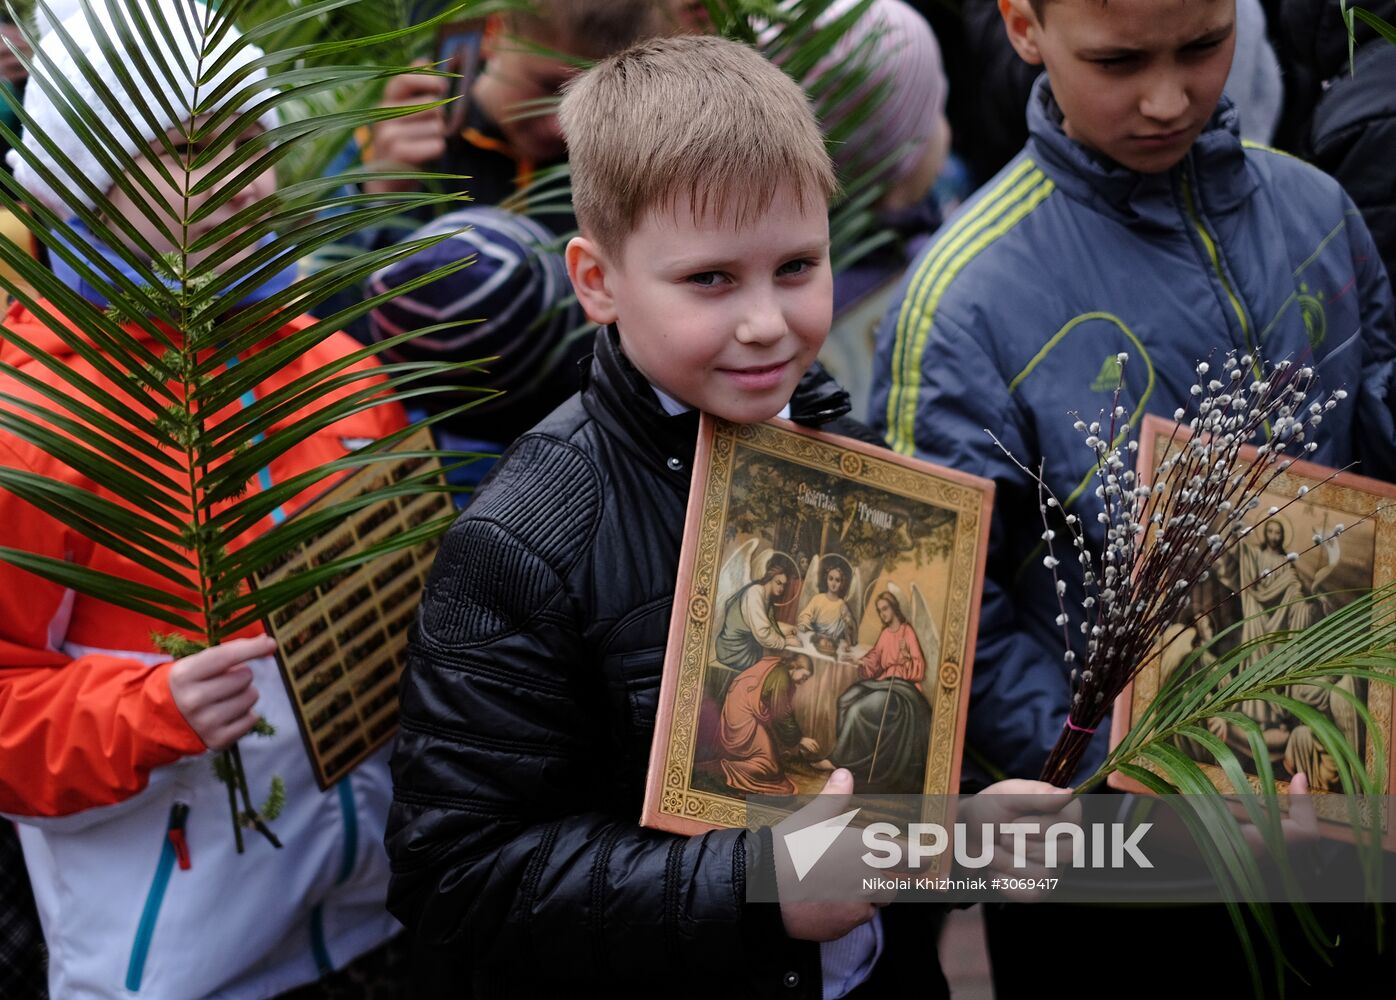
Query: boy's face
xmin=1001 ymin=0 xmax=1236 ymax=174
xmin=567 ymin=185 xmax=832 ymax=424
xmin=474 ymin=20 xmax=584 ymax=163
xmin=105 ymin=118 xmax=274 ymax=273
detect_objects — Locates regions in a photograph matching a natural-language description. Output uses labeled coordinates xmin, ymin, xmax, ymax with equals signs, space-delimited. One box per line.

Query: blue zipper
xmin=308 ymin=778 xmax=360 ymax=974
xmin=223 ymin=355 xmax=288 ymax=525
xmin=126 ymin=804 xmax=188 ymax=991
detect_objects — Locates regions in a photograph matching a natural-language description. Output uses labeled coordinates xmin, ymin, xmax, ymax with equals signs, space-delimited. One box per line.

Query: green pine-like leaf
xmin=1085 ymin=580 xmax=1396 ymax=987
xmin=216 ymin=510 xmax=458 ymax=634
xmin=0 ymin=546 xmax=200 ymax=626
xmin=1350 ymin=6 xmax=1396 ymax=49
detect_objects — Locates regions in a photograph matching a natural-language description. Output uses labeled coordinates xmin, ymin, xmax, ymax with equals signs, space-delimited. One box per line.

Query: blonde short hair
xmin=505 ymin=0 xmax=670 ymax=58
xmin=559 ymin=35 xmax=837 ymax=252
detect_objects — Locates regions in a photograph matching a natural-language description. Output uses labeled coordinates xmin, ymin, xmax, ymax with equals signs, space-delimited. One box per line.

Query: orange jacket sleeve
xmin=0 ymin=656 xmax=205 ymax=816
xmin=0 ymin=440 xmax=204 ymax=818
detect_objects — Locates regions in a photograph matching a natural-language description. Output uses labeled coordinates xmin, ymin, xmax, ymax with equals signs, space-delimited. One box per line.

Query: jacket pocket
xmin=600 ymin=648 xmax=664 ymax=790
xmin=125 ymin=802 xmax=189 ymax=992
xmin=619 ymin=649 xmax=664 ymax=731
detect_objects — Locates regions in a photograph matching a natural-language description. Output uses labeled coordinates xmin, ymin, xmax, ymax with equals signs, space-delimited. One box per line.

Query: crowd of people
xmin=1 ymin=0 xmax=1393 ymax=996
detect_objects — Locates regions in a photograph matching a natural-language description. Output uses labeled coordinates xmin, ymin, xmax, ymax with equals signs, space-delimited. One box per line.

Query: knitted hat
xmin=803 ymin=0 xmax=948 ymax=187
xmin=9 ymin=0 xmax=279 ymax=215
xmin=367 ymin=206 xmax=588 ymax=439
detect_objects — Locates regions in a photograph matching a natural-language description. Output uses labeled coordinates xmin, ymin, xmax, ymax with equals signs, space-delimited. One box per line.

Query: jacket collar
xmin=579 ymin=326 xmax=853 ymax=479
xmin=1026 ymin=75 xmax=1258 ymax=229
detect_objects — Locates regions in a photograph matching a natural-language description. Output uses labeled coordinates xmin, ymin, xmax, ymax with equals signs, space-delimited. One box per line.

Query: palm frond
xmin=1099 ymin=585 xmax=1396 ymax=799
xmin=1343 ymin=1 xmax=1396 ymax=66
xmin=0 ymin=0 xmax=497 ymax=848
xmin=1083 ymin=582 xmax=1396 ymax=992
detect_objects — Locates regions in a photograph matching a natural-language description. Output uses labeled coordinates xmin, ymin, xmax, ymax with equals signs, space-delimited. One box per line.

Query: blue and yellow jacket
xmin=870 ymin=76 xmax=1396 ymax=783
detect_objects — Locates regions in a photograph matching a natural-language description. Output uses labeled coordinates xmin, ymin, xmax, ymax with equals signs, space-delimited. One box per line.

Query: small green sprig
xmin=151 ymin=631 xmax=206 ymax=659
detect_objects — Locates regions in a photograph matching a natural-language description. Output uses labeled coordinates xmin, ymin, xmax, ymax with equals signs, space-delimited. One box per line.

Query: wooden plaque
xmin=1109 ymin=415 xmax=1396 ymax=844
xmin=253 ymin=426 xmax=453 ymax=788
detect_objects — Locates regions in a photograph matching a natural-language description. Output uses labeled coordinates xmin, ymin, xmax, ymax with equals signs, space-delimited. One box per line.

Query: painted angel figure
xmin=796 ymin=553 xmax=860 ymax=650
xmin=714 ymin=542 xmax=800 ymax=671
xmin=857 ymin=591 xmax=926 ymax=683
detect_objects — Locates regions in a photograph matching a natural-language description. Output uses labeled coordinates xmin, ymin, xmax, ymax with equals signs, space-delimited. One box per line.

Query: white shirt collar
xmin=649 ymin=383 xmax=791 ymax=420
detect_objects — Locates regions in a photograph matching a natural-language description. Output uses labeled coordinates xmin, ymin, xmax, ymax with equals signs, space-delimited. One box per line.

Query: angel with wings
xmin=796 ymin=553 xmax=860 ymax=650
xmin=714 ymin=544 xmax=800 ymax=672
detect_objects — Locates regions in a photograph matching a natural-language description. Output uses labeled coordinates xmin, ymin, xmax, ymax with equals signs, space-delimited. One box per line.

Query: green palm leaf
xmin=216 ymin=510 xmax=458 ymax=635
xmin=0 ymin=546 xmax=201 ymax=625
xmin=1083 ymin=582 xmax=1396 ymax=991
xmin=203 ymin=410 xmax=487 ymax=538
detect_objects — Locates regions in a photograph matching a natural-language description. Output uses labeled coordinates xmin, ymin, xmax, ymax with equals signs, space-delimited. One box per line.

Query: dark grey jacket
xmin=1282 ymin=0 xmax=1396 ymax=282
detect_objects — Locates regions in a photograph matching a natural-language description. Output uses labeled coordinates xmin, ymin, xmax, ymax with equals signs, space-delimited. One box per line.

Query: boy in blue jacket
xmin=869 ymin=0 xmax=1396 ymax=990
xmin=871 ymin=0 xmax=1396 ymax=786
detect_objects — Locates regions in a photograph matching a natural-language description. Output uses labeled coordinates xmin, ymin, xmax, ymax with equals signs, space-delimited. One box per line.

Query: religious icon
xmin=1111 ymin=416 xmax=1396 ymax=842
xmin=642 ymin=415 xmax=993 ymax=834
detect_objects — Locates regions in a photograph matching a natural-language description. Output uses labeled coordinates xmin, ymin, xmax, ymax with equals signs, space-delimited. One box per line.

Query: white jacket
xmin=13 ymin=648 xmax=399 ymax=999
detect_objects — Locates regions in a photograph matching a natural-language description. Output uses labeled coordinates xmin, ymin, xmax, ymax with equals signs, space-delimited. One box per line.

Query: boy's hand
xmin=365 ymin=68 xmax=449 ymax=195
xmin=1242 ymin=771 xmax=1318 ymax=856
xmin=961 ymin=779 xmax=1079 ymax=896
xmin=168 ymin=636 xmax=276 ymax=751
xmin=776 ymin=769 xmax=889 ymax=942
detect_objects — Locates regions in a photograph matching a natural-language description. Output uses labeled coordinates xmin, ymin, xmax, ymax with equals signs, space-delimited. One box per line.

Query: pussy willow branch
xmin=992 ymin=352 xmax=1362 ymax=786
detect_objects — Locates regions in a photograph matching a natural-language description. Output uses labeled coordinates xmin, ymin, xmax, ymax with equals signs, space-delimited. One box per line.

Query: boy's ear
xmin=999 ymin=0 xmax=1045 ymax=65
xmin=566 ymin=236 xmax=619 ymax=325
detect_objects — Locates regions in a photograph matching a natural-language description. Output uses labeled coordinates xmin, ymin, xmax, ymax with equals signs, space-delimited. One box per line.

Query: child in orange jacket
xmin=0 ymin=2 xmax=407 ymax=996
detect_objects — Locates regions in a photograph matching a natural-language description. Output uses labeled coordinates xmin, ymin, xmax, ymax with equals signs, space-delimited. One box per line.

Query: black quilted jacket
xmin=386 ymin=327 xmax=947 ymax=999
xmin=1281 ymin=0 xmax=1396 ymax=285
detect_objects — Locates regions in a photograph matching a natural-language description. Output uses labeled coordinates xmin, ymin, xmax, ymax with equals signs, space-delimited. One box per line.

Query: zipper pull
xmin=167 ymin=801 xmax=191 ymax=871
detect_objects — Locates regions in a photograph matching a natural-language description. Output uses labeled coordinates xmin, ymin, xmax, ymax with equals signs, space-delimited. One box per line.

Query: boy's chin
xmin=1103 ymin=136 xmax=1197 ymax=175
xmin=1117 ymin=151 xmax=1191 ymax=175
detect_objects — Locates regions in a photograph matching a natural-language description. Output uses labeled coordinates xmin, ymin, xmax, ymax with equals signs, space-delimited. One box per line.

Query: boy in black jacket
xmin=386 ymin=35 xmax=1067 ymax=999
